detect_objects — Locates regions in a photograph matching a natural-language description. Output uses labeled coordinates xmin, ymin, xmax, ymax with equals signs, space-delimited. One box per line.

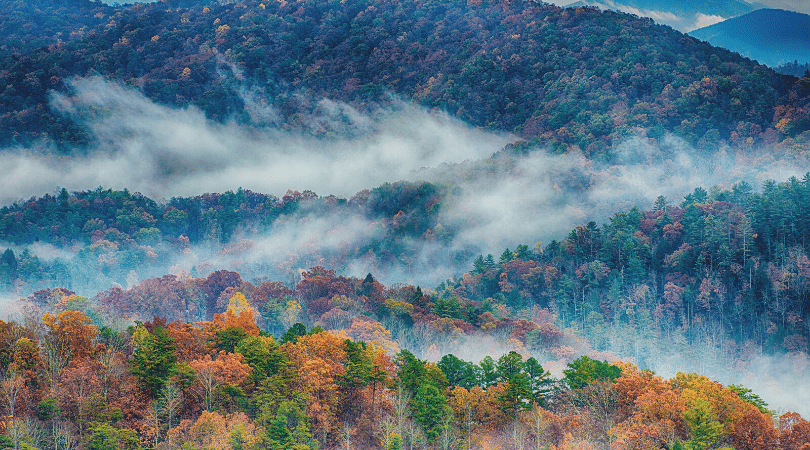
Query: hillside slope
xmin=2 ymin=0 xmax=810 ymax=157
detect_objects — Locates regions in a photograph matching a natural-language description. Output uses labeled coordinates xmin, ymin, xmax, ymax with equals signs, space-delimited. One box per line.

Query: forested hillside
xmin=2 ymin=289 xmax=808 ymax=450
xmin=0 ymin=182 xmax=455 ymax=295
xmin=3 ymin=0 xmax=810 ymax=156
xmin=3 ymin=173 xmax=810 ymax=358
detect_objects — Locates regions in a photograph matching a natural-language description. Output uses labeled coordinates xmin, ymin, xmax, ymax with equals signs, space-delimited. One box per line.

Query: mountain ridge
xmin=689 ymin=8 xmax=810 ymax=67
xmin=566 ymin=0 xmax=761 ymax=31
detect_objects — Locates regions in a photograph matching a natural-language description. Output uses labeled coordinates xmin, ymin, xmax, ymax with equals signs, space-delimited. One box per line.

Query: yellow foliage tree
xmin=347 ymin=317 xmax=399 ymax=354
xmin=212 ymin=292 xmax=260 ymax=337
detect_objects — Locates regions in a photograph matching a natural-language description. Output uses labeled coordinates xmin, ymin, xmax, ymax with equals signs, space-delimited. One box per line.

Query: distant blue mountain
xmin=567 ymin=0 xmax=761 ymax=31
xmin=689 ymin=8 xmax=810 ymax=68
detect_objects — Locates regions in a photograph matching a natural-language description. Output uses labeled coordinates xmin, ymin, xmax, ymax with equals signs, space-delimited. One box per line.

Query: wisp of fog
xmin=25 ymin=76 xmax=512 ymax=203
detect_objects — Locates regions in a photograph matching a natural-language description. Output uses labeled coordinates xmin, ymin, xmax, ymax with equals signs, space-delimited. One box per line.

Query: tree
xmin=523 ymin=357 xmax=553 ymax=406
xmin=411 ymin=383 xmax=448 ymax=442
xmin=778 ymin=412 xmax=810 ymax=450
xmin=160 ymin=411 xmax=263 ymax=450
xmin=131 ymin=325 xmax=177 ymax=397
xmin=478 ymin=356 xmax=499 ymax=388
xmin=437 ymin=354 xmax=479 ymax=390
xmin=57 ymin=360 xmax=101 ymax=442
xmin=563 ymin=356 xmax=621 ymax=390
xmin=728 ymin=385 xmax=773 ymax=416
xmin=161 ymin=381 xmax=183 ymax=431
xmin=189 ymin=353 xmax=251 ymax=412
xmin=0 ymin=371 xmax=24 ymax=424
xmin=43 ymin=310 xmax=98 ymax=363
xmin=339 ymin=340 xmax=371 ymax=391
xmin=214 ymin=327 xmax=249 ymax=354
xmin=730 ymin=408 xmax=777 ymax=450
xmin=88 ymin=424 xmax=142 ymax=450
xmin=394 ymin=350 xmax=427 ymax=397
xmin=495 ymin=351 xmax=531 ymax=418
xmin=212 ymin=292 xmax=261 ymax=338
xmin=681 ymin=399 xmax=726 ymax=450
xmin=279 ymin=323 xmax=307 ymax=345
xmin=561 ymin=379 xmax=620 ymax=448
xmin=263 ymin=399 xmax=317 ymax=450
xmin=234 ymin=335 xmax=286 ymax=384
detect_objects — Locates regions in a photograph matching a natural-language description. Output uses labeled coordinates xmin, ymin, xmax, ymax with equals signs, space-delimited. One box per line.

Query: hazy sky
xmin=756 ymin=0 xmax=810 ymax=14
xmin=548 ymin=0 xmax=810 ymax=15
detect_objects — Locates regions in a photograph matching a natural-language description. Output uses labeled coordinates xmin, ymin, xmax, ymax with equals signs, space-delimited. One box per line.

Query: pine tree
xmin=131 ymin=326 xmax=177 ymax=397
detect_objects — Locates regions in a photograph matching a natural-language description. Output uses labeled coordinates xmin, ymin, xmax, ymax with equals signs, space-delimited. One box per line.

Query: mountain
xmin=2 ymin=0 xmax=810 ymax=159
xmin=690 ymin=8 xmax=810 ymax=68
xmin=566 ymin=0 xmax=760 ymax=31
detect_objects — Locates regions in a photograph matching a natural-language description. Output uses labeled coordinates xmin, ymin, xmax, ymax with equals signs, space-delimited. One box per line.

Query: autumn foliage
xmin=1 ymin=302 xmax=809 ymax=450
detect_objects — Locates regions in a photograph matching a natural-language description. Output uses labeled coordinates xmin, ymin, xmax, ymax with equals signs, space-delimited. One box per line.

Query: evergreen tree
xmin=131 ymin=325 xmax=177 ymax=397
xmin=524 ymin=357 xmax=553 ymax=405
xmin=412 ymin=383 xmax=448 ymax=442
xmin=279 ymin=323 xmax=307 ymax=345
xmin=437 ymin=354 xmax=479 ymax=390
xmin=563 ymin=356 xmax=621 ymax=390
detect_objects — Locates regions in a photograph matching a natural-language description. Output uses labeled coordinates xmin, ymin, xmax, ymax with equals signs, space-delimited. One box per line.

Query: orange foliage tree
xmin=159 ymin=411 xmax=263 ymax=450
xmin=43 ymin=310 xmax=98 ymax=362
xmin=189 ymin=352 xmax=251 ymax=412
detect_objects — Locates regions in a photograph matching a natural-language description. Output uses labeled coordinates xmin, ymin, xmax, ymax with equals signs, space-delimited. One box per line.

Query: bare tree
xmin=340 ymin=421 xmax=354 ymax=450
xmin=393 ymin=384 xmax=411 ymax=438
xmin=377 ymin=417 xmax=399 ymax=450
xmin=10 ymin=417 xmax=46 ymax=450
xmin=58 ymin=362 xmax=99 ymax=443
xmin=1 ymin=370 xmax=24 ymax=450
xmin=507 ymin=418 xmax=528 ymax=450
xmin=560 ymin=380 xmax=619 ymax=450
xmin=144 ymin=400 xmax=162 ymax=448
xmin=438 ymin=412 xmax=459 ymax=450
xmin=193 ymin=362 xmax=220 ymax=412
xmin=41 ymin=335 xmax=71 ymax=450
xmin=52 ymin=421 xmax=77 ymax=450
xmin=162 ymin=381 xmax=183 ymax=430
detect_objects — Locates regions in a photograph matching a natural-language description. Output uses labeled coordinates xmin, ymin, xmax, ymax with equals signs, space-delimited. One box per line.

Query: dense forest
xmin=4 ymin=0 xmax=810 ymax=156
xmin=3 ymin=173 xmax=810 ymax=359
xmin=1 ymin=289 xmax=809 ymax=450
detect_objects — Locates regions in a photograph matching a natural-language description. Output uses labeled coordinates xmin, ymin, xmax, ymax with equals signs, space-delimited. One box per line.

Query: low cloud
xmin=688 ymin=13 xmax=727 ymax=31
xmin=8 ymin=77 xmax=809 ymax=290
xmin=648 ymin=349 xmax=810 ymax=418
xmin=7 ymin=77 xmax=810 ymax=285
xmin=423 ymin=134 xmax=810 ymax=262
xmin=0 ymin=76 xmax=514 ymax=206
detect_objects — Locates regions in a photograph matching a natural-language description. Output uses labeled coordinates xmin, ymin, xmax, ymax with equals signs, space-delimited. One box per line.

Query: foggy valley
xmin=1 ymin=0 xmax=810 ymax=448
